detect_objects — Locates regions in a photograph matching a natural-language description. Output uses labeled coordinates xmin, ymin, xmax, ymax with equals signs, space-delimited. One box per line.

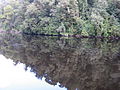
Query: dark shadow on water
xmin=0 ymin=34 xmax=120 ymax=90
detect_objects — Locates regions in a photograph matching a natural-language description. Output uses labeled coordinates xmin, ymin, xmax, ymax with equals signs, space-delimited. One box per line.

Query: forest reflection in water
xmin=0 ymin=55 xmax=66 ymax=90
xmin=0 ymin=34 xmax=120 ymax=90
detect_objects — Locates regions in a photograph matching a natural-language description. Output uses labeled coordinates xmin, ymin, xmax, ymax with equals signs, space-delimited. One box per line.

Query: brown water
xmin=0 ymin=34 xmax=120 ymax=90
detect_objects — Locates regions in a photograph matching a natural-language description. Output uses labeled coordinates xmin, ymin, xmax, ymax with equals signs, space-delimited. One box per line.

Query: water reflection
xmin=0 ymin=55 xmax=66 ymax=90
xmin=0 ymin=34 xmax=120 ymax=90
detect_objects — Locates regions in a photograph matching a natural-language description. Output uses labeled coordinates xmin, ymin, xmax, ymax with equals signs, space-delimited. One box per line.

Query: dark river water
xmin=0 ymin=34 xmax=120 ymax=90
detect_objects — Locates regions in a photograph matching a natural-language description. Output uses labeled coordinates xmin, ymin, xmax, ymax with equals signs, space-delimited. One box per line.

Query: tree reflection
xmin=0 ymin=34 xmax=120 ymax=90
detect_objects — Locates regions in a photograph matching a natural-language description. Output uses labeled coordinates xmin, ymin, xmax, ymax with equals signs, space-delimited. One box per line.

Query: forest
xmin=0 ymin=0 xmax=120 ymax=37
xmin=0 ymin=1 xmax=120 ymax=90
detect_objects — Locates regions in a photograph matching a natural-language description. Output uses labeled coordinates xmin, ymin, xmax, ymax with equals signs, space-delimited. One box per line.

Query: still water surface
xmin=0 ymin=55 xmax=66 ymax=90
xmin=0 ymin=34 xmax=120 ymax=90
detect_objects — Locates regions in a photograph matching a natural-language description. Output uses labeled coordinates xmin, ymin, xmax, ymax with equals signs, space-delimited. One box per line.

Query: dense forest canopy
xmin=0 ymin=0 xmax=120 ymax=37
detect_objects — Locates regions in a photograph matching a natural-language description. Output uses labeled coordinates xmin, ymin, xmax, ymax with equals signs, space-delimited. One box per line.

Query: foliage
xmin=0 ymin=0 xmax=120 ymax=37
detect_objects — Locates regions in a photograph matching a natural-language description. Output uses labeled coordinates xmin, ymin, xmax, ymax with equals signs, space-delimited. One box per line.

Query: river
xmin=0 ymin=34 xmax=120 ymax=90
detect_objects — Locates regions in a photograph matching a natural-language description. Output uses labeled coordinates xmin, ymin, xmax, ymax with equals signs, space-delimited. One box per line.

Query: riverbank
xmin=0 ymin=29 xmax=119 ymax=40
xmin=22 ymin=32 xmax=120 ymax=40
xmin=0 ymin=30 xmax=119 ymax=40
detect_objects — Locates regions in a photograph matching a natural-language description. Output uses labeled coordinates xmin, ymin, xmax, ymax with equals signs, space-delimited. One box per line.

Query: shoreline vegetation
xmin=0 ymin=29 xmax=119 ymax=40
xmin=0 ymin=0 xmax=120 ymax=37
